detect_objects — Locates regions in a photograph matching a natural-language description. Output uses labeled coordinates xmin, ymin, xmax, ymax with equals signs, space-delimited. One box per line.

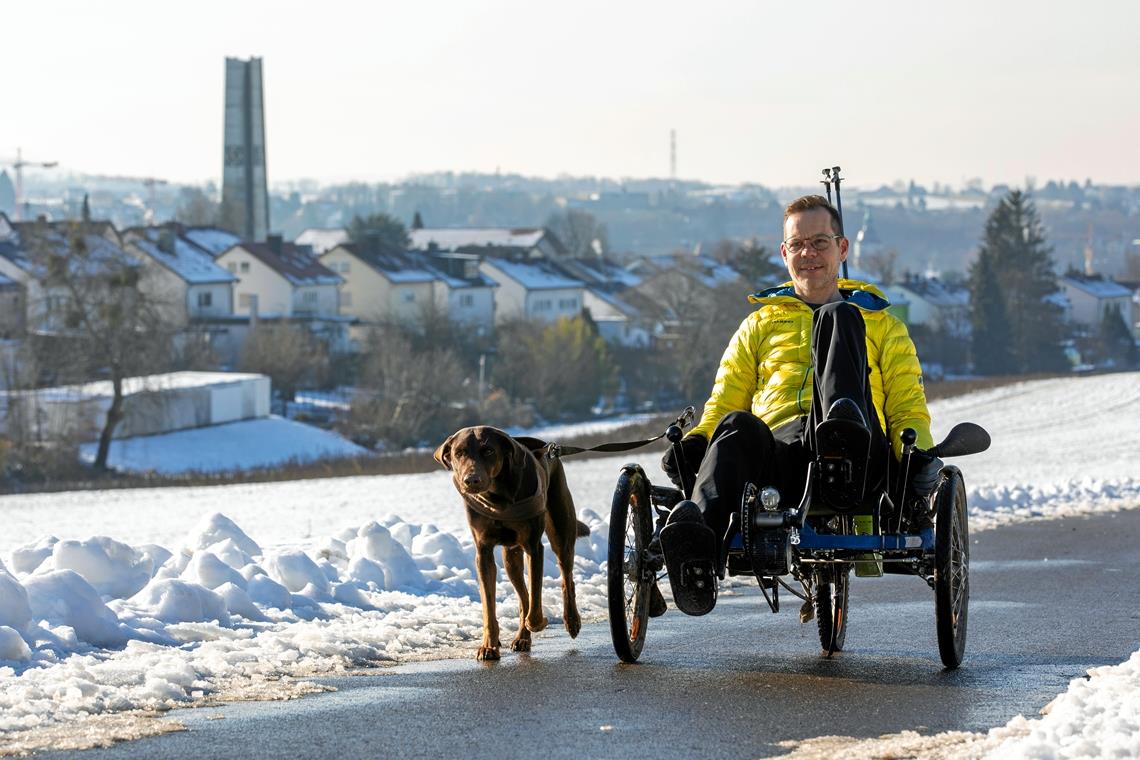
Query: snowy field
xmin=1 ymin=372 xmax=1138 ymax=755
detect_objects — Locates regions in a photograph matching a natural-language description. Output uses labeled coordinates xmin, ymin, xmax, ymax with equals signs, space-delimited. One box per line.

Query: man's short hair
xmin=784 ymin=195 xmax=843 ymax=236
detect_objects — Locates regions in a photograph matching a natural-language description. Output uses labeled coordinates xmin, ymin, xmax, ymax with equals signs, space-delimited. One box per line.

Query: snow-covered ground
xmin=1 ymin=372 xmax=1138 ymax=755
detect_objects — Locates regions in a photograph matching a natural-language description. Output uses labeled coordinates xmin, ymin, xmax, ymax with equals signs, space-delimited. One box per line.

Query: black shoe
xmin=659 ymin=500 xmax=717 ymax=616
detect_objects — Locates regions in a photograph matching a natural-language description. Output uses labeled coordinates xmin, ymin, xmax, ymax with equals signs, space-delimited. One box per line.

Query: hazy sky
xmin=3 ymin=0 xmax=1137 ymax=190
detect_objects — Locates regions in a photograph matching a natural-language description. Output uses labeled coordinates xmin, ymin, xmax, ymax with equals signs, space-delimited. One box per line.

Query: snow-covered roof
xmin=0 ymin=221 xmax=137 ymax=278
xmin=335 ymin=244 xmax=436 ymax=284
xmin=228 ymin=242 xmax=343 ymax=287
xmin=638 ymin=254 xmax=742 ymax=289
xmin=420 ymin=253 xmax=498 ymax=290
xmin=295 ymin=228 xmax=349 ymax=254
xmin=410 ymin=227 xmax=546 ymax=252
xmin=183 ymin=227 xmax=241 ymax=258
xmin=585 ymin=287 xmax=642 ymax=317
xmin=552 ymin=257 xmax=642 ymax=290
xmin=10 ymin=371 xmax=265 ymax=402
xmin=896 ymin=276 xmax=969 ymax=308
xmin=1062 ymin=275 xmax=1134 ymax=299
xmin=125 ymin=229 xmax=237 ymax=285
xmin=481 ymin=258 xmax=584 ymax=290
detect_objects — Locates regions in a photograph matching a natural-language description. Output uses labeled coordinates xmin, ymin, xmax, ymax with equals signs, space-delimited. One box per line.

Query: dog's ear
xmin=434 ymin=431 xmax=459 ymax=470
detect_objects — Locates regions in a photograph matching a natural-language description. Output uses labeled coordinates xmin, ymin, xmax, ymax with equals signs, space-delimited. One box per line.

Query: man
xmin=658 ymin=194 xmax=941 ymax=615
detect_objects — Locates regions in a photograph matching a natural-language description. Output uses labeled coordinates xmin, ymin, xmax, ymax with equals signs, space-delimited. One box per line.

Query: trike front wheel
xmin=607 ymin=465 xmax=653 ymax=663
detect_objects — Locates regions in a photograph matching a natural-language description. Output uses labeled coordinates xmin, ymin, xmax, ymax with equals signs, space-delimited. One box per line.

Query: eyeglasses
xmin=783 ymin=235 xmax=841 ymax=254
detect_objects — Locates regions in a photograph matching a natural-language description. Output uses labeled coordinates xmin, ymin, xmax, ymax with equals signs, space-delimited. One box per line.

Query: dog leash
xmin=545 ymin=406 xmax=696 ymax=460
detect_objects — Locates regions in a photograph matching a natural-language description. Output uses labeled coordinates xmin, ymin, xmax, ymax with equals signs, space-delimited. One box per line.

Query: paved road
xmin=40 ymin=509 xmax=1140 ymax=759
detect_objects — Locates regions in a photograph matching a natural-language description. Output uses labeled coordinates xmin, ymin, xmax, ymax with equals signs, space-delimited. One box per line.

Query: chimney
xmin=158 ymin=229 xmax=176 ymax=254
xmin=267 ymin=233 xmax=283 ymax=255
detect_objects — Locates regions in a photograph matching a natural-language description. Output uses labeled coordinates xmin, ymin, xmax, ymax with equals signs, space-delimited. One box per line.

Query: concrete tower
xmin=221 ymin=57 xmax=270 ymax=241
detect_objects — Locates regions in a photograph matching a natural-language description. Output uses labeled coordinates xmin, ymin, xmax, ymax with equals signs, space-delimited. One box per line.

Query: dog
xmin=435 ymin=426 xmax=589 ymax=661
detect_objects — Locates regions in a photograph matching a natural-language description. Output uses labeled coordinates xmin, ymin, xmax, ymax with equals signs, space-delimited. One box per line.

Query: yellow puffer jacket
xmin=690 ymin=279 xmax=933 ymax=456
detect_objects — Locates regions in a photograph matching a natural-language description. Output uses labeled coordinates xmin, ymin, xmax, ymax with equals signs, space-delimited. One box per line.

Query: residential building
xmin=319 ymin=244 xmax=435 ymax=325
xmin=0 ymin=214 xmax=139 ymax=334
xmin=218 ymin=235 xmax=342 ymax=318
xmin=410 ymin=227 xmax=566 ymax=260
xmin=888 ymin=275 xmax=970 ymax=337
xmin=122 ymin=226 xmax=236 ymax=326
xmin=1060 ymin=273 xmax=1137 ymax=339
xmin=424 ymin=253 xmax=497 ymax=334
xmin=479 ymin=258 xmax=585 ymax=323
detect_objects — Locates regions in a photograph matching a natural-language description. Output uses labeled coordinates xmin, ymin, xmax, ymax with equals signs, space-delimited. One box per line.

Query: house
xmin=423 ymin=252 xmax=497 ymax=334
xmin=0 ymin=213 xmax=140 ymax=334
xmin=548 ymin=255 xmax=649 ymax=347
xmin=1060 ymin=273 xmax=1137 ymax=339
xmin=887 ymin=275 xmax=970 ymax=337
xmin=478 ymin=258 xmax=585 ymax=323
xmin=122 ymin=226 xmax=237 ymax=326
xmin=217 ymin=235 xmax=342 ymax=318
xmin=410 ymin=227 xmax=566 ymax=260
xmin=295 ymin=228 xmax=349 ymax=255
xmin=319 ymin=243 xmax=436 ymax=325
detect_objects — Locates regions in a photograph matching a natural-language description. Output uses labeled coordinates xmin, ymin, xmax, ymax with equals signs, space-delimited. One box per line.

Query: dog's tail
xmin=576 ymin=519 xmax=590 ymax=537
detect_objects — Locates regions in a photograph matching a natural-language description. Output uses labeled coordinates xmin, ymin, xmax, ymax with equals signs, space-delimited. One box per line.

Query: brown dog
xmin=435 ymin=426 xmax=589 ymax=661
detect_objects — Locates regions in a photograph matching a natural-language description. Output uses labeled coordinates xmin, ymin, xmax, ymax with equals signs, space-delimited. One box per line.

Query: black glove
xmin=908 ymin=451 xmax=944 ymax=498
xmin=661 ymin=435 xmax=708 ymax=488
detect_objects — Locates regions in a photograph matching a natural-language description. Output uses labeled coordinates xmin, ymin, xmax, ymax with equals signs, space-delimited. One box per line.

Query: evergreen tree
xmin=345 ymin=212 xmax=410 ymax=253
xmin=970 ymin=190 xmax=1066 ymax=373
xmin=968 ymin=249 xmax=1013 ymax=374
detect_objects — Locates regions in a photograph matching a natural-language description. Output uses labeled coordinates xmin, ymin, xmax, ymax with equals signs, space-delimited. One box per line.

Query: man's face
xmin=780 ymin=208 xmax=848 ymax=301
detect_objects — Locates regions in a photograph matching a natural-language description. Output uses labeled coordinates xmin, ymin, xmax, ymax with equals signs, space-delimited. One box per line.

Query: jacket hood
xmin=748 ymin=278 xmax=891 ymax=311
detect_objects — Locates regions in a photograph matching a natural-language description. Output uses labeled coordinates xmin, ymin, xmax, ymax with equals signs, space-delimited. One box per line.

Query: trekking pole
xmin=821 ymin=167 xmax=833 ymax=204
xmin=831 ymin=165 xmax=849 ymax=279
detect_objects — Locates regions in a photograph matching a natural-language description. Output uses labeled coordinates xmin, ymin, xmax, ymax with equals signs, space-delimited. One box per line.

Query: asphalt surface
xmin=36 ymin=508 xmax=1140 ymax=759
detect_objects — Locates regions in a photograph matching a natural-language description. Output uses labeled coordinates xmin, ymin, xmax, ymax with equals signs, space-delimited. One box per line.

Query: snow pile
xmin=0 ymin=508 xmax=610 ymax=735
xmin=0 ymin=372 xmax=1137 ymax=750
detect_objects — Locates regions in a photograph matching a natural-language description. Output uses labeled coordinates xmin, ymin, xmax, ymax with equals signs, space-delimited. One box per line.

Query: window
xmin=303 ymin=291 xmax=318 ymax=304
xmin=341 ymin=291 xmax=353 ymax=307
xmin=227 ymin=262 xmax=237 ymax=273
xmin=340 ymin=261 xmax=351 ymax=273
xmin=402 ymin=290 xmax=415 ymax=303
xmin=238 ymin=293 xmax=255 ymax=309
xmin=459 ymin=293 xmax=474 ymax=308
xmin=197 ymin=292 xmax=213 ymax=308
xmin=534 ymin=298 xmax=552 ymax=312
xmin=559 ymin=297 xmax=578 ymax=310
xmin=240 ymin=261 xmax=250 ymax=273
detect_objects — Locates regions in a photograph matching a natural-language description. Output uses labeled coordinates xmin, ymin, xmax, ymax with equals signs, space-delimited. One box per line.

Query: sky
xmin=2 ymin=0 xmax=1139 ymax=191
xmin=0 ymin=372 xmax=1138 ymax=754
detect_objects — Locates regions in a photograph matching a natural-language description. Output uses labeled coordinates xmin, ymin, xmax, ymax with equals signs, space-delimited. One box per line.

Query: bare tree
xmin=22 ymin=222 xmax=176 ymax=470
xmin=238 ymin=322 xmax=329 ymax=402
xmin=544 ymin=209 xmax=609 ymax=259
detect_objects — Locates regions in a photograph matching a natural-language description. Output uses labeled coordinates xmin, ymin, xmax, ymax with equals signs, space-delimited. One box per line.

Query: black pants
xmin=691 ymin=301 xmax=890 ymax=537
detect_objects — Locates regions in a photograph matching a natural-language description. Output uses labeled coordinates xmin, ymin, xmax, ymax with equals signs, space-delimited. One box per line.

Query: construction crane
xmin=0 ymin=147 xmax=58 ymax=221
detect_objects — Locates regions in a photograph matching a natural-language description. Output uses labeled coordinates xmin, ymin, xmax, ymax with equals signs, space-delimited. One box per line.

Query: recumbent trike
xmin=606 ymin=407 xmax=991 ymax=669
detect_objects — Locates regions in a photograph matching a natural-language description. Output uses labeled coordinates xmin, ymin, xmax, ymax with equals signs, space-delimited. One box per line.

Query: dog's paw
xmin=510 ymin=635 xmax=531 ymax=652
xmin=476 ymin=645 xmax=501 ymax=661
xmin=565 ymin=608 xmax=581 ymax=638
xmin=526 ymin=614 xmax=549 ymax=633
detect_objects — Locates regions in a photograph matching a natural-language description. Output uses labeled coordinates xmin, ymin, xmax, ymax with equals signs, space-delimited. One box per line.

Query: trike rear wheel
xmin=608 ymin=466 xmax=653 ymax=663
xmin=933 ymin=466 xmax=969 ymax=669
